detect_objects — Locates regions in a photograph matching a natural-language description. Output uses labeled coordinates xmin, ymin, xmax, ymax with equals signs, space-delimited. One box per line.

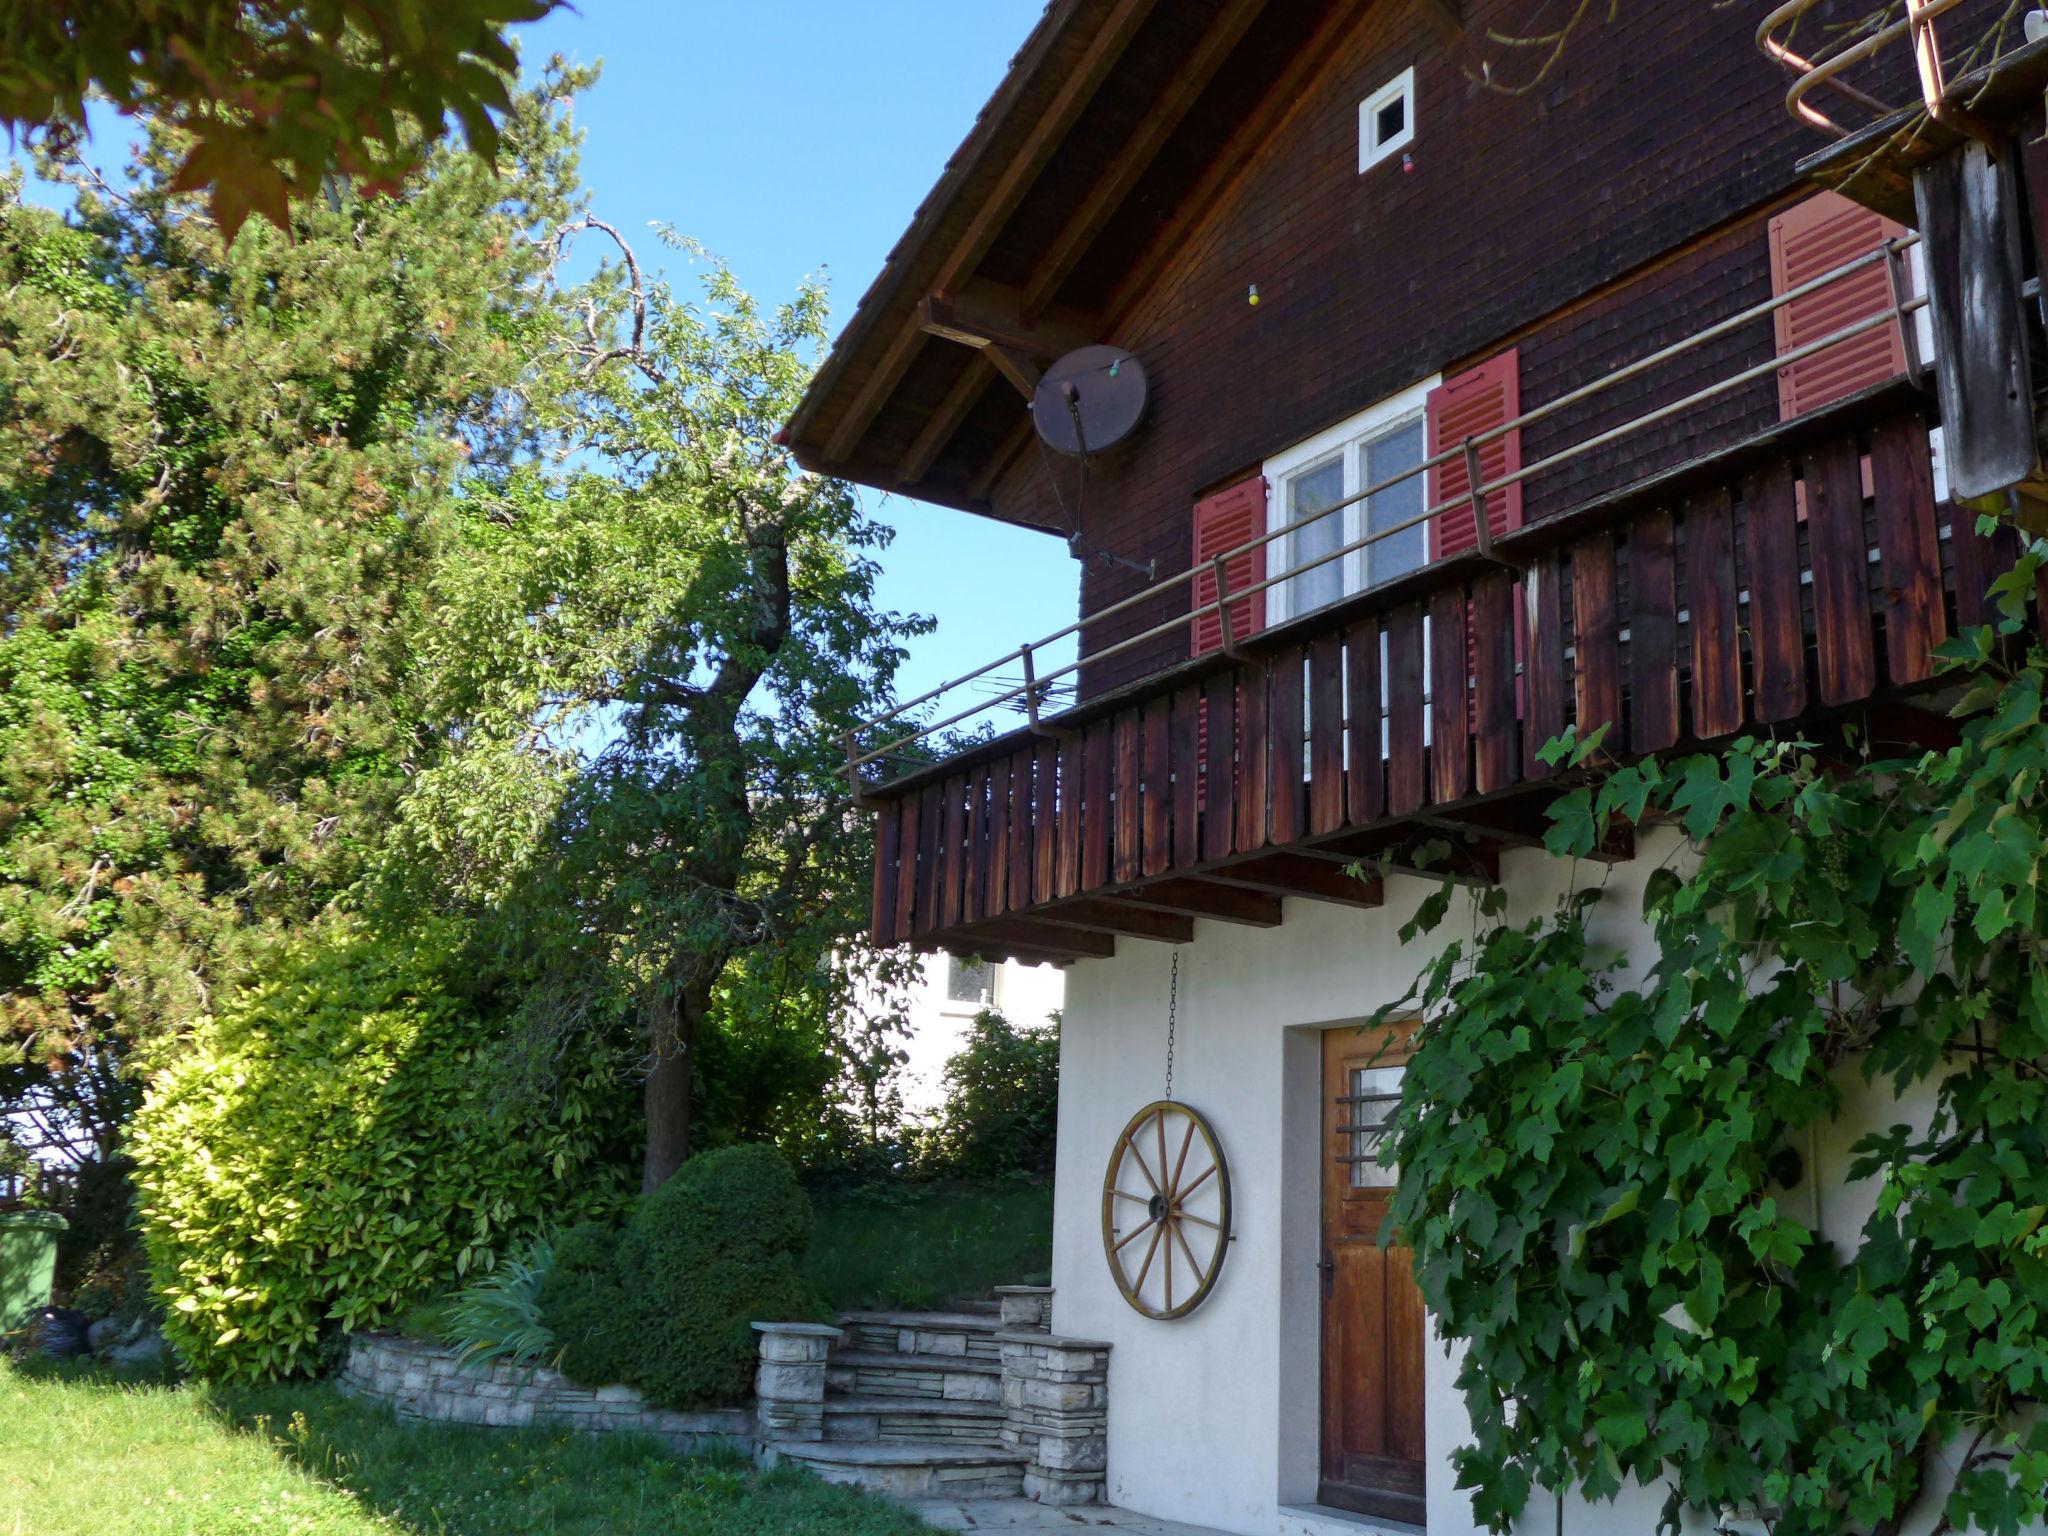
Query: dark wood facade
xmin=864 ymin=386 xmax=2004 ymax=965
xmin=785 ymin=4 xmax=2048 ymax=966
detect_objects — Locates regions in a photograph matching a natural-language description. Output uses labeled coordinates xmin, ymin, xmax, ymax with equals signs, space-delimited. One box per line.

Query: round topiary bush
xmin=543 ymin=1144 xmax=821 ymax=1408
xmin=129 ymin=917 xmax=635 ymax=1380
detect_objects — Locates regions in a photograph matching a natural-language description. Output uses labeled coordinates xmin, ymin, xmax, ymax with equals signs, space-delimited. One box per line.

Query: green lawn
xmin=805 ymin=1179 xmax=1052 ymax=1312
xmin=0 ymin=1358 xmax=934 ymax=1536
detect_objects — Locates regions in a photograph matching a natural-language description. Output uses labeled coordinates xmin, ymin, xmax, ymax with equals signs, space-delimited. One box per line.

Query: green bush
xmin=924 ymin=1009 xmax=1059 ymax=1180
xmin=543 ymin=1145 xmax=821 ymax=1409
xmin=534 ymin=1221 xmax=638 ymax=1388
xmin=129 ymin=918 xmax=634 ymax=1380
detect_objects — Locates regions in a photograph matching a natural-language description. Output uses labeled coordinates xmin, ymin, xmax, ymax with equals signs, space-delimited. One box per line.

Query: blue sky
xmin=519 ymin=1 xmax=1080 ymax=709
xmin=23 ymin=2 xmax=1081 ymax=715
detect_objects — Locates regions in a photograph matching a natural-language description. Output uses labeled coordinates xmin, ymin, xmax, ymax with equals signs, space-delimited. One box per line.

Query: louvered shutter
xmin=1190 ymin=475 xmax=1268 ymax=656
xmin=1427 ymin=350 xmax=1523 ymax=560
xmin=1769 ymin=191 xmax=1908 ymax=420
xmin=1191 ymin=475 xmax=1266 ymax=812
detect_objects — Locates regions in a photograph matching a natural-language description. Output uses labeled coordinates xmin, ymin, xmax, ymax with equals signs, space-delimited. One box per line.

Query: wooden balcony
xmin=863 ymin=382 xmax=2007 ymax=964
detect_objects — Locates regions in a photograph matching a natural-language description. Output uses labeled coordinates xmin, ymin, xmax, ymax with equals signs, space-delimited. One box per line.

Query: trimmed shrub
xmin=543 ymin=1144 xmax=821 ymax=1409
xmin=129 ymin=918 xmax=634 ymax=1380
xmin=535 ymin=1221 xmax=638 ymax=1388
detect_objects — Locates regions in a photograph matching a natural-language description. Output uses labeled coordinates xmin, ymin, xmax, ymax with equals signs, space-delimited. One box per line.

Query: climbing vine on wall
xmin=1375 ymin=539 xmax=2048 ymax=1536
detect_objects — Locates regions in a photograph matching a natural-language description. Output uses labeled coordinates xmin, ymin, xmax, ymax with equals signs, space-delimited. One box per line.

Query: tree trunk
xmin=641 ymin=980 xmax=708 ymax=1192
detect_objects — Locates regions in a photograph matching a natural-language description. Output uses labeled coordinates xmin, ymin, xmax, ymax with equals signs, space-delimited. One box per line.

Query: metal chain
xmin=1164 ymin=948 xmax=1179 ymax=1102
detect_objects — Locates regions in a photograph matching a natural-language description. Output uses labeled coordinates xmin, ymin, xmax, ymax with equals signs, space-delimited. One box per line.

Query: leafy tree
xmin=925 ymin=1008 xmax=1060 ymax=1181
xmin=393 ymin=222 xmax=927 ymax=1191
xmin=0 ymin=0 xmax=560 ymax=238
xmin=0 ymin=73 xmax=587 ymax=1250
xmin=1376 ymin=542 xmax=2048 ymax=1536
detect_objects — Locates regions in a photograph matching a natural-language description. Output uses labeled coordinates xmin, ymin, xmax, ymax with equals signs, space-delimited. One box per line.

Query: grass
xmin=0 ymin=1357 xmax=935 ymax=1536
xmin=805 ymin=1178 xmax=1052 ymax=1312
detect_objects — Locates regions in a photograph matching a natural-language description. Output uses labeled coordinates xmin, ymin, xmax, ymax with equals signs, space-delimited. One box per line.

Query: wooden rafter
xmin=1201 ymin=852 xmax=1385 ymax=907
xmin=969 ymin=415 xmax=1036 ymax=503
xmin=1020 ymin=0 xmax=1271 ymax=320
xmin=955 ymin=917 xmax=1116 ymax=959
xmin=1029 ymin=899 xmax=1195 ymax=943
xmin=1105 ymin=879 xmax=1282 ymax=927
xmin=897 ymin=357 xmax=996 ymax=484
xmin=1106 ymin=0 xmax=1364 ymax=326
xmin=822 ymin=0 xmax=1164 ymax=463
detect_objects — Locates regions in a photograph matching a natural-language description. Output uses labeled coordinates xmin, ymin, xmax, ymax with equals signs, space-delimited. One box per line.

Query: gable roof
xmin=781 ymin=0 xmax=1364 ymax=528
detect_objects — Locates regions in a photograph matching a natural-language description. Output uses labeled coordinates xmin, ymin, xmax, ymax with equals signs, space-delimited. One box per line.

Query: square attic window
xmin=1359 ymin=66 xmax=1416 ymax=173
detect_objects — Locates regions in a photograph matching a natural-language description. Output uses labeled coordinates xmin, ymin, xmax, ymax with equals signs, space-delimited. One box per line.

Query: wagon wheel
xmin=1100 ymin=1100 xmax=1232 ymax=1320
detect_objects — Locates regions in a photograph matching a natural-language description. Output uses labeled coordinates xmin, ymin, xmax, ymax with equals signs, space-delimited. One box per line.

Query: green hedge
xmin=129 ymin=918 xmax=633 ymax=1380
xmin=542 ymin=1144 xmax=820 ymax=1409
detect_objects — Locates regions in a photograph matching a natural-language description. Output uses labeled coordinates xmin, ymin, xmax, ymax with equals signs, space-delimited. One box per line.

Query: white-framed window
xmin=1358 ymin=66 xmax=1416 ymax=173
xmin=944 ymin=955 xmax=998 ymax=1013
xmin=1263 ymin=375 xmax=1438 ymax=625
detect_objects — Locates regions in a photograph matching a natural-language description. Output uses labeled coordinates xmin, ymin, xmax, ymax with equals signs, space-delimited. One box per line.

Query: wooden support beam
xmin=1019 ymin=0 xmax=1270 ymax=320
xmin=1104 ymin=878 xmax=1283 ymax=927
xmin=1107 ymin=0 xmax=1363 ymax=325
xmin=1030 ymin=900 xmax=1195 ymax=943
xmin=823 ymin=0 xmax=1162 ymax=462
xmin=921 ymin=280 xmax=1096 ymax=361
xmin=984 ymin=345 xmax=1043 ymax=400
xmin=897 ymin=357 xmax=995 ymax=484
xmin=954 ymin=917 xmax=1117 ymax=960
xmin=1202 ymin=853 xmax=1385 ymax=908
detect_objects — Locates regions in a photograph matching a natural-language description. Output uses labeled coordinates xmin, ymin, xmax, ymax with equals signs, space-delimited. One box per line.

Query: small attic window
xmin=1359 ymin=67 xmax=1416 ymax=172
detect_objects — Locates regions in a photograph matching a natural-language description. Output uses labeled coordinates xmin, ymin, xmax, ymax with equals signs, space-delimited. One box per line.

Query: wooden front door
xmin=1320 ymin=1026 xmax=1426 ymax=1524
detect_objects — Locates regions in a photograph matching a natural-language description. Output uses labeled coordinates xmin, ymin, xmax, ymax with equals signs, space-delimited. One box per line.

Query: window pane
xmin=1364 ymin=421 xmax=1426 ymax=585
xmin=1286 ymin=457 xmax=1346 ymax=616
xmin=1376 ymin=96 xmax=1405 ymax=146
xmin=947 ymin=957 xmax=993 ymax=1005
xmin=1346 ymin=1065 xmax=1403 ymax=1188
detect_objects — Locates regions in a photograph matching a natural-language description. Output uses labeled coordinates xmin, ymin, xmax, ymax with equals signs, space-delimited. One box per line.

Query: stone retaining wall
xmin=335 ymin=1332 xmax=752 ymax=1455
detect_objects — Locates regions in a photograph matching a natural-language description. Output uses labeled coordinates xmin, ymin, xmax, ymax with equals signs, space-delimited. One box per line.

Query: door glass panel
xmin=1364 ymin=421 xmax=1426 ymax=586
xmin=1286 ymin=457 xmax=1346 ymax=616
xmin=1344 ymin=1065 xmax=1402 ymax=1188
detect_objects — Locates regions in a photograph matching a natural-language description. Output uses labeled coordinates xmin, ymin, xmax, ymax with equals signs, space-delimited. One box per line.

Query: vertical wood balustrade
xmin=868 ymin=400 xmax=2012 ymax=962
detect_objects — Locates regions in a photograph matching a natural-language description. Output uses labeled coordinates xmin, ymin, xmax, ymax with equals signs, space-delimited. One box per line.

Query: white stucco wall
xmin=893 ymin=953 xmax=1065 ymax=1115
xmin=1048 ymin=828 xmax=2023 ymax=1536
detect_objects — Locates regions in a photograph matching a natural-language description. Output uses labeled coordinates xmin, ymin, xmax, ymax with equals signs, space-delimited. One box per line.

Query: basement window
xmin=1358 ymin=66 xmax=1416 ymax=173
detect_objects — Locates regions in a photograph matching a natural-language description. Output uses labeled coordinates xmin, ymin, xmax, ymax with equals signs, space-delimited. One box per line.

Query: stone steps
xmin=833 ymin=1309 xmax=1006 ymax=1364
xmin=766 ymin=1438 xmax=1029 ymax=1501
xmin=825 ymin=1347 xmax=1003 ymax=1402
xmin=822 ymin=1393 xmax=1005 ymax=1445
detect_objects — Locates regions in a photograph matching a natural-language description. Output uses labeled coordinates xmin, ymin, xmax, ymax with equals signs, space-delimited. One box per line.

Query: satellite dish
xmin=1031 ymin=345 xmax=1148 ymax=457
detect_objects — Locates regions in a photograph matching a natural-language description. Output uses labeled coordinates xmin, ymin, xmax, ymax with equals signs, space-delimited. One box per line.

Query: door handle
xmin=1317 ymin=1250 xmax=1335 ymax=1298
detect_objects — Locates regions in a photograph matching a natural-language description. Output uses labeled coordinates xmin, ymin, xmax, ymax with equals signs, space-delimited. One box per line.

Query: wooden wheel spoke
xmin=1126 ymin=1138 xmax=1162 ymax=1197
xmin=1112 ymin=1188 xmax=1153 ymax=1206
xmin=1167 ymin=1117 xmax=1196 ymax=1201
xmin=1163 ymin=1222 xmax=1175 ymax=1312
xmin=1112 ymin=1216 xmax=1160 ymax=1254
xmin=1170 ymin=1213 xmax=1203 ymax=1277
xmin=1177 ymin=1162 xmax=1218 ymax=1201
xmin=1178 ymin=1211 xmax=1221 ymax=1231
xmin=1132 ymin=1221 xmax=1165 ymax=1295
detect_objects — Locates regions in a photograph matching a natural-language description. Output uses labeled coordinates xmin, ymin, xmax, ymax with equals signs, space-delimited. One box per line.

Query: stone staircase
xmin=769 ymin=1300 xmax=1032 ymax=1499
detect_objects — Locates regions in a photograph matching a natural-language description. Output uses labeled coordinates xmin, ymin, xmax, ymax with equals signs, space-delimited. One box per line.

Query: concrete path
xmin=909 ymin=1497 xmax=1232 ymax=1535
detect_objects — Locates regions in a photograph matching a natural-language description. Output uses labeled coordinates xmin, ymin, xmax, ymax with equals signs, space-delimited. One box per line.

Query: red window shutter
xmin=1769 ymin=191 xmax=1908 ymax=420
xmin=1190 ymin=475 xmax=1268 ymax=657
xmin=1426 ymin=350 xmax=1523 ymax=561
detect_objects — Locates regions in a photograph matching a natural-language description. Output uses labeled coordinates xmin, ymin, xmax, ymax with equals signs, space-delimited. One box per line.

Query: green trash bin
xmin=0 ymin=1209 xmax=68 ymax=1333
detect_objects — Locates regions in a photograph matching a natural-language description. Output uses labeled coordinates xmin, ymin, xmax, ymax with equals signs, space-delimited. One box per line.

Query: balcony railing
xmin=845 ymin=232 xmax=2021 ymax=964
